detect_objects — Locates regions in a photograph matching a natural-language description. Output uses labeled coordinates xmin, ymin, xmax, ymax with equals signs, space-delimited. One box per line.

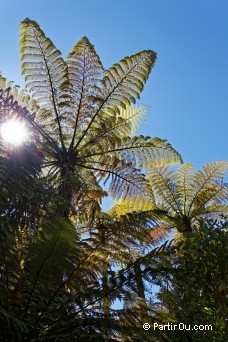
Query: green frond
xmin=148 ymin=166 xmax=183 ymax=215
xmin=82 ymin=162 xmax=152 ymax=202
xmin=0 ymin=217 xmax=23 ymax=288
xmin=188 ymin=161 xmax=228 ymax=216
xmin=73 ymin=50 xmax=157 ymax=150
xmin=193 ymin=161 xmax=228 ymax=194
xmin=176 ymin=162 xmax=195 ymax=213
xmin=20 ymin=19 xmax=69 ymax=145
xmin=0 ymin=306 xmax=28 ymax=336
xmin=149 ymin=162 xmax=228 ymax=232
xmin=81 ymin=104 xmax=148 ymax=148
xmin=20 ymin=19 xmax=68 ymax=104
xmin=78 ymin=135 xmax=182 ymax=167
xmin=117 ymin=104 xmax=148 ymax=136
xmin=101 ymin=50 xmax=157 ymax=111
xmin=0 ymin=76 xmax=61 ymax=150
xmin=67 ymin=36 xmax=103 ymax=90
xmin=76 ymin=134 xmax=181 ymax=204
xmin=117 ymin=136 xmax=182 ymax=168
xmin=27 ymin=217 xmax=79 ymax=274
xmin=66 ymin=36 xmax=103 ymax=146
xmin=108 ymin=198 xmax=156 ymax=218
xmin=0 ymin=73 xmax=39 ymax=114
xmin=199 ymin=204 xmax=228 ymax=215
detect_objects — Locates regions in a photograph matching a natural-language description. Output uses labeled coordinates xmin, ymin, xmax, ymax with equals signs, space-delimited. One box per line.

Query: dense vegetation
xmin=0 ymin=19 xmax=227 ymax=341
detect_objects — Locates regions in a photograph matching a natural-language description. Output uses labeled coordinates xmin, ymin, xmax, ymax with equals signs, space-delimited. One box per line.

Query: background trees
xmin=155 ymin=218 xmax=228 ymax=341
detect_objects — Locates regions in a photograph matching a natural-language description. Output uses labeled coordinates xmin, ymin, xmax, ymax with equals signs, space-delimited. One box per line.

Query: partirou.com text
xmin=143 ymin=322 xmax=213 ymax=331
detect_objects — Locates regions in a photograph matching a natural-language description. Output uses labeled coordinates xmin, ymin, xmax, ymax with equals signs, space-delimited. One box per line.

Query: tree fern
xmin=148 ymin=161 xmax=228 ymax=232
xmin=0 ymin=19 xmax=182 ymax=208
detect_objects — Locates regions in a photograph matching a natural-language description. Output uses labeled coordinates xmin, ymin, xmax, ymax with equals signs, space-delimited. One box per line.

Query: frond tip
xmin=101 ymin=50 xmax=157 ymax=111
xmin=20 ymin=19 xmax=68 ymax=108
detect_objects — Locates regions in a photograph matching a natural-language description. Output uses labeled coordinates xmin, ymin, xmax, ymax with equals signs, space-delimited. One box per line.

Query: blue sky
xmin=0 ymin=0 xmax=227 ymax=169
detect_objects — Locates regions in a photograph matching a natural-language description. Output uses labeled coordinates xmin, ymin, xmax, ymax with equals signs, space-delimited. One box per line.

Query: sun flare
xmin=0 ymin=119 xmax=29 ymax=146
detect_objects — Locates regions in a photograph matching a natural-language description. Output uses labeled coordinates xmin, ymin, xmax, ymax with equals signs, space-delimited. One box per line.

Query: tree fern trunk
xmin=102 ymin=264 xmax=111 ymax=318
xmin=58 ymin=167 xmax=73 ymax=217
xmin=100 ymin=227 xmax=111 ymax=317
xmin=133 ymin=263 xmax=148 ymax=319
xmin=133 ymin=263 xmax=145 ymax=299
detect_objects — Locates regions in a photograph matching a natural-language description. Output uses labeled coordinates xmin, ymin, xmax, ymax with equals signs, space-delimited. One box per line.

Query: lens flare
xmin=0 ymin=119 xmax=29 ymax=146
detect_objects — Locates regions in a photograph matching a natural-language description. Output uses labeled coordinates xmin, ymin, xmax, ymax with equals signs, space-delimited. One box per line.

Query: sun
xmin=0 ymin=118 xmax=29 ymax=146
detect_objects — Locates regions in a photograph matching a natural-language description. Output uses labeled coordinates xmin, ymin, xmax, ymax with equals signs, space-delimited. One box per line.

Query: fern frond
xmin=80 ymin=104 xmax=149 ymax=151
xmin=118 ymin=104 xmax=148 ymax=135
xmin=188 ymin=161 xmax=228 ymax=216
xmin=148 ymin=166 xmax=183 ymax=214
xmin=74 ymin=50 xmax=157 ymax=149
xmin=149 ymin=162 xmax=228 ymax=232
xmin=118 ymin=136 xmax=182 ymax=168
xmin=101 ymin=50 xmax=157 ymax=109
xmin=199 ymin=204 xmax=228 ymax=215
xmin=80 ymin=162 xmax=152 ymax=203
xmin=78 ymin=136 xmax=182 ymax=167
xmin=23 ymin=217 xmax=80 ymax=318
xmin=147 ymin=225 xmax=170 ymax=245
xmin=20 ymin=19 xmax=69 ymax=146
xmin=176 ymin=163 xmax=195 ymax=214
xmin=0 ymin=74 xmax=39 ymax=115
xmin=27 ymin=217 xmax=79 ymax=272
xmin=67 ymin=37 xmax=103 ymax=145
xmin=20 ymin=19 xmax=68 ymax=105
xmin=108 ymin=198 xmax=156 ymax=218
xmin=75 ymin=135 xmax=181 ymax=204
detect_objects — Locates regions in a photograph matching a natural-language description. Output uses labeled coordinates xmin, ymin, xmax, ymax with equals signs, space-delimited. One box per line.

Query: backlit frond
xmin=82 ymin=161 xmax=152 ymax=202
xmin=176 ymin=163 xmax=195 ymax=212
xmin=148 ymin=162 xmax=228 ymax=232
xmin=108 ymin=198 xmax=156 ymax=218
xmin=0 ymin=74 xmax=39 ymax=117
xmin=148 ymin=166 xmax=182 ymax=214
xmin=116 ymin=136 xmax=182 ymax=168
xmin=20 ymin=19 xmax=68 ymax=105
xmin=20 ymin=19 xmax=69 ymax=145
xmin=73 ymin=50 xmax=157 ymax=150
xmin=101 ymin=50 xmax=157 ymax=110
xmin=78 ymin=136 xmax=182 ymax=167
xmin=0 ymin=77 xmax=60 ymax=149
xmin=67 ymin=37 xmax=103 ymax=143
xmin=189 ymin=161 xmax=228 ymax=217
xmin=80 ymin=104 xmax=148 ymax=150
xmin=118 ymin=104 xmax=148 ymax=135
xmin=74 ymin=134 xmax=181 ymax=205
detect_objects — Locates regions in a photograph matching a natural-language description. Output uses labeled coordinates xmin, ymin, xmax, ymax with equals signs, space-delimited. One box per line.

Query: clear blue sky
xmin=0 ymin=0 xmax=227 ymax=168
